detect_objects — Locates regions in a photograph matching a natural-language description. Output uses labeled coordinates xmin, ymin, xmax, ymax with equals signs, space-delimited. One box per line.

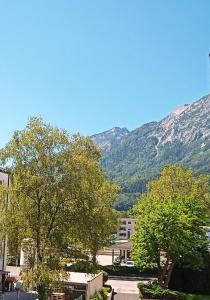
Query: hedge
xmin=169 ymin=252 xmax=210 ymax=295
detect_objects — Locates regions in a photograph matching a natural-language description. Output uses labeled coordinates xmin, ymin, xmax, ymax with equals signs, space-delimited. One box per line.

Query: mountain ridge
xmin=92 ymin=94 xmax=210 ymax=210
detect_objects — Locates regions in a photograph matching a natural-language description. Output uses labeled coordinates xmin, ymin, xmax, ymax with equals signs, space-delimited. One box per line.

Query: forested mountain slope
xmin=92 ymin=94 xmax=210 ymax=210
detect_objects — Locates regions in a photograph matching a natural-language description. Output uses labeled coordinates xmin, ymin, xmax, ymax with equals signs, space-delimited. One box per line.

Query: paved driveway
xmin=107 ymin=279 xmax=139 ymax=300
xmin=113 ymin=293 xmax=139 ymax=300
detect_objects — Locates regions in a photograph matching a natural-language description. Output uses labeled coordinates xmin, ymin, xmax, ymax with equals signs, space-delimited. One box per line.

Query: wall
xmin=87 ymin=273 xmax=103 ymax=300
xmin=0 ymin=170 xmax=10 ymax=272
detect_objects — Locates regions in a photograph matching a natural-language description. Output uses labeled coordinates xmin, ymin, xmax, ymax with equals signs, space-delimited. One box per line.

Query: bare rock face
xmin=92 ymin=127 xmax=129 ymax=154
xmin=157 ymin=95 xmax=210 ymax=146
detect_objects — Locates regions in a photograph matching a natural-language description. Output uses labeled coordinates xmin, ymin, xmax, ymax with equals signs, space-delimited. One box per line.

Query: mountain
xmin=92 ymin=94 xmax=210 ymax=210
xmin=92 ymin=127 xmax=129 ymax=154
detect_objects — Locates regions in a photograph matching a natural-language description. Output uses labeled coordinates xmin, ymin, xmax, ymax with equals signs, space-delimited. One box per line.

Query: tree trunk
xmin=92 ymin=252 xmax=97 ymax=264
xmin=159 ymin=259 xmax=175 ymax=288
xmin=158 ymin=256 xmax=169 ymax=286
xmin=36 ymin=193 xmax=42 ymax=263
xmin=91 ymin=249 xmax=98 ymax=267
xmin=165 ymin=262 xmax=175 ymax=287
xmin=156 ymin=256 xmax=162 ymax=284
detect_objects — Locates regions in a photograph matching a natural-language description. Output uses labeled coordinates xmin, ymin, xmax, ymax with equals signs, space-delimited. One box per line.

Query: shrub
xmin=90 ymin=287 xmax=111 ymax=300
xmin=100 ymin=265 xmax=157 ymax=276
xmin=138 ymin=282 xmax=186 ymax=300
xmin=71 ymin=260 xmax=95 ymax=273
xmin=103 ymin=285 xmax=111 ymax=294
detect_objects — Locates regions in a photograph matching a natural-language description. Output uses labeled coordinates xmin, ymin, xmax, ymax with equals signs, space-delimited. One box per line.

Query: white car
xmin=121 ymin=260 xmax=134 ymax=267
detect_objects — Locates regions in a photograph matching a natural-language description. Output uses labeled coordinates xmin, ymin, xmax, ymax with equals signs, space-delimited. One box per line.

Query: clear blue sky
xmin=0 ymin=0 xmax=210 ymax=146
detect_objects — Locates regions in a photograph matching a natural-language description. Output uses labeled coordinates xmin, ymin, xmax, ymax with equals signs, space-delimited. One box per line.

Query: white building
xmin=113 ymin=218 xmax=136 ymax=261
xmin=0 ymin=168 xmax=10 ymax=292
xmin=117 ymin=218 xmax=136 ymax=240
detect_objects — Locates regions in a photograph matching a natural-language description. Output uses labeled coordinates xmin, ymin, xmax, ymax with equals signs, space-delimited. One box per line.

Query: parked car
xmin=126 ymin=260 xmax=134 ymax=267
xmin=121 ymin=260 xmax=134 ymax=267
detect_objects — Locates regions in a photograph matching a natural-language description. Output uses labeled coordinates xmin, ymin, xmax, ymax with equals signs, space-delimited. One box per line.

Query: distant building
xmin=113 ymin=218 xmax=136 ymax=261
xmin=0 ymin=168 xmax=10 ymax=292
xmin=117 ymin=218 xmax=136 ymax=240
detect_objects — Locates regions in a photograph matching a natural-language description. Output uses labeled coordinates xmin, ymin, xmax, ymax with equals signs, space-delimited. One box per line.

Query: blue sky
xmin=0 ymin=0 xmax=209 ymax=146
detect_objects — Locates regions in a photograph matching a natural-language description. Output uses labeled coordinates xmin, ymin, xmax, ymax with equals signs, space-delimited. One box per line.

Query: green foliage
xmin=169 ymin=252 xmax=210 ymax=295
xmin=0 ymin=117 xmax=119 ymax=294
xmin=138 ymin=281 xmax=186 ymax=299
xmin=23 ymin=262 xmax=68 ymax=300
xmin=71 ymin=260 xmax=96 ymax=273
xmin=113 ymin=192 xmax=140 ymax=211
xmin=100 ymin=265 xmax=157 ymax=276
xmin=132 ymin=165 xmax=210 ymax=287
xmin=90 ymin=286 xmax=111 ymax=300
xmin=0 ymin=117 xmax=72 ymax=262
xmin=70 ymin=261 xmax=108 ymax=284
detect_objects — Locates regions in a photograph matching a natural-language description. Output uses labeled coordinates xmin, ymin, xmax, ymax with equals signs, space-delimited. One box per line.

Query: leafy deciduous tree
xmin=0 ymin=117 xmax=118 ymax=297
xmin=132 ymin=165 xmax=210 ymax=287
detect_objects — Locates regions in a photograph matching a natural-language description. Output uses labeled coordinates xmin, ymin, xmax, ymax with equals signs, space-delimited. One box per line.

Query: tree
xmin=131 ymin=165 xmax=210 ymax=287
xmin=0 ymin=117 xmax=72 ymax=265
xmin=62 ymin=135 xmax=119 ymax=265
xmin=0 ymin=117 xmax=118 ymax=296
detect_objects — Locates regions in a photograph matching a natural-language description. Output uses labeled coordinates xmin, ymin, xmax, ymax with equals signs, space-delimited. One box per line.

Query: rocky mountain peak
xmin=92 ymin=126 xmax=129 ymax=153
xmin=153 ymin=95 xmax=210 ymax=145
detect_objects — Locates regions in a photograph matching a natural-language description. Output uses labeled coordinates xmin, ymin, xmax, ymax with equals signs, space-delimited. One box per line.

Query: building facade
xmin=117 ymin=218 xmax=136 ymax=240
xmin=0 ymin=169 xmax=10 ymax=292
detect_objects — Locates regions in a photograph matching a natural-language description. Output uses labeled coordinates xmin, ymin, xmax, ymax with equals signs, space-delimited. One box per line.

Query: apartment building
xmin=117 ymin=218 xmax=136 ymax=240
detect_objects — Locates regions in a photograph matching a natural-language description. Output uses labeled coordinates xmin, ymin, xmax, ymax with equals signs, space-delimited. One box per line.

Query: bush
xmin=90 ymin=287 xmax=111 ymax=300
xmin=70 ymin=260 xmax=95 ymax=273
xmin=138 ymin=282 xmax=186 ymax=300
xmin=90 ymin=291 xmax=104 ymax=300
xmin=169 ymin=252 xmax=210 ymax=295
xmin=100 ymin=265 xmax=157 ymax=277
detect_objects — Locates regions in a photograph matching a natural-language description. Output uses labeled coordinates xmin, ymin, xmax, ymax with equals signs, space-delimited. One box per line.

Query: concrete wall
xmin=87 ymin=272 xmax=103 ymax=300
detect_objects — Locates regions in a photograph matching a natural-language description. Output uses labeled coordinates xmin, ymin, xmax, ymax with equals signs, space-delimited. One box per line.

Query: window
xmin=119 ymin=226 xmax=126 ymax=231
xmin=119 ymin=233 xmax=126 ymax=237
